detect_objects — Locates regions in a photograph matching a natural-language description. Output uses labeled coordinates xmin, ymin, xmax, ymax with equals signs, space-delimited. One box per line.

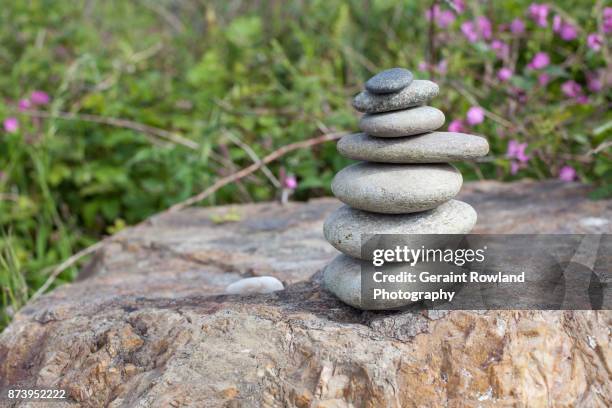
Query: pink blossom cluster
xmin=3 ymin=90 xmax=50 ymax=134
xmin=552 ymin=15 xmax=577 ymax=41
xmin=506 ymin=140 xmax=530 ymax=175
xmin=528 ymin=3 xmax=549 ymax=27
xmin=437 ymin=2 xmax=604 ymax=181
xmin=447 ymin=106 xmax=485 ymax=133
xmin=527 ymin=4 xmax=605 ymax=52
xmin=425 ymin=0 xmax=465 ymax=28
xmin=561 ymin=80 xmax=588 ymax=104
xmin=425 ymin=5 xmax=456 ymax=28
xmin=604 ymin=7 xmax=612 ymax=33
xmin=417 ymin=59 xmax=448 ymax=75
xmin=460 ymin=16 xmax=493 ymax=43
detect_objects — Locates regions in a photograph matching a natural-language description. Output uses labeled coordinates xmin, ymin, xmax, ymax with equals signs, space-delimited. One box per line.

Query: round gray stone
xmin=352 ymin=80 xmax=439 ymax=113
xmin=364 ymin=68 xmax=413 ymax=94
xmin=331 ymin=162 xmax=462 ymax=214
xmin=323 ymin=254 xmax=463 ymax=310
xmin=337 ymin=132 xmax=490 ymax=163
xmin=323 ymin=200 xmax=477 ymax=259
xmin=359 ymin=106 xmax=445 ymax=137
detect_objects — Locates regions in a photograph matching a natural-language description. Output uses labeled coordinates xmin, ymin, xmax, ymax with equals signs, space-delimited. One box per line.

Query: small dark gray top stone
xmin=365 ymin=68 xmax=413 ymax=94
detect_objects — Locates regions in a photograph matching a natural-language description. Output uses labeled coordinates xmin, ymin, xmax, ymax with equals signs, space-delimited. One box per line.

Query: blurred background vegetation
xmin=0 ymin=0 xmax=610 ymax=328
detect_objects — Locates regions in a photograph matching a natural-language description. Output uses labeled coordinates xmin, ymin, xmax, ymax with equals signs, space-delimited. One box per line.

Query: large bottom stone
xmin=323 ymin=200 xmax=476 ymax=259
xmin=331 ymin=162 xmax=462 ymax=214
xmin=322 ymin=254 xmax=459 ymax=310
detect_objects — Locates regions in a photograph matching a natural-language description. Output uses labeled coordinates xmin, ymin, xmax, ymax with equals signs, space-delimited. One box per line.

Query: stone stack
xmin=322 ymin=68 xmax=489 ymax=310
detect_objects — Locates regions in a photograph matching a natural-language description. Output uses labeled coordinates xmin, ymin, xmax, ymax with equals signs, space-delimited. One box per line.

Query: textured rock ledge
xmin=1 ymin=181 xmax=610 ymax=407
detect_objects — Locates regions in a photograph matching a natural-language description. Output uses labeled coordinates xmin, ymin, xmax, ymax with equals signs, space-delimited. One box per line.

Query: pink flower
xmin=516 ymin=143 xmax=529 ymax=163
xmin=510 ymin=18 xmax=525 ymax=34
xmin=466 ymin=106 xmax=485 ymax=125
xmin=575 ymin=95 xmax=589 ymax=104
xmin=448 ymin=119 xmax=465 ymax=132
xmin=30 ymin=90 xmax=50 ymax=105
xmin=437 ymin=10 xmax=456 ymax=28
xmin=586 ymin=71 xmax=602 ymax=92
xmin=3 ymin=117 xmax=19 ymax=133
xmin=587 ymin=33 xmax=603 ymax=51
xmin=510 ymin=161 xmax=524 ymax=175
xmin=436 ymin=59 xmax=448 ymax=74
xmin=451 ymin=0 xmax=465 ymax=13
xmin=461 ymin=17 xmax=493 ymax=42
xmin=283 ymin=175 xmax=298 ymax=190
xmin=425 ymin=5 xmax=437 ymax=20
xmin=497 ymin=67 xmax=513 ymax=81
xmin=507 ymin=140 xmax=529 ymax=163
xmin=528 ymin=52 xmax=550 ymax=69
xmin=538 ymin=73 xmax=550 ymax=86
xmin=476 ymin=16 xmax=492 ymax=40
xmin=529 ymin=3 xmax=549 ymax=27
xmin=561 ymin=80 xmax=582 ymax=98
xmin=418 ymin=61 xmax=428 ymax=71
xmin=461 ymin=21 xmax=478 ymax=43
xmin=18 ymin=99 xmax=31 ymax=111
xmin=561 ymin=81 xmax=588 ymax=104
xmin=558 ymin=166 xmax=576 ymax=182
xmin=604 ymin=7 xmax=612 ymax=33
xmin=552 ymin=16 xmax=578 ymax=40
xmin=491 ymin=40 xmax=510 ymax=59
xmin=559 ymin=23 xmax=578 ymax=41
xmin=552 ymin=15 xmax=562 ymax=32
xmin=426 ymin=5 xmax=455 ymax=28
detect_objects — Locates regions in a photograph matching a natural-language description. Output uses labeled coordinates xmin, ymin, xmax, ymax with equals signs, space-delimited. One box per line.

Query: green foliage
xmin=0 ymin=0 xmax=610 ymax=330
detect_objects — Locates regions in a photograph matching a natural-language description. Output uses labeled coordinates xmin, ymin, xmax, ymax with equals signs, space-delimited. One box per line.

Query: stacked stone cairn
xmin=322 ymin=68 xmax=490 ymax=310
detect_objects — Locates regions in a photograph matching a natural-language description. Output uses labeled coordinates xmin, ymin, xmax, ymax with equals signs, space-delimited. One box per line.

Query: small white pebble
xmin=580 ymin=217 xmax=609 ymax=228
xmin=225 ymin=276 xmax=284 ymax=295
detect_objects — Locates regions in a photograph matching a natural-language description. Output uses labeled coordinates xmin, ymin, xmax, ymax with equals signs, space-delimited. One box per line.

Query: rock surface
xmin=364 ymin=67 xmax=413 ymax=94
xmin=352 ymin=80 xmax=439 ymax=113
xmin=338 ymin=131 xmax=490 ymax=163
xmin=331 ymin=162 xmax=462 ymax=213
xmin=358 ymin=106 xmax=445 ymax=137
xmin=323 ymin=200 xmax=476 ymax=259
xmin=1 ymin=181 xmax=611 ymax=407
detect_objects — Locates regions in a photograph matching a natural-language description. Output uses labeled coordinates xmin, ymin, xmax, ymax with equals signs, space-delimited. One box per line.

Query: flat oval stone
xmin=323 ymin=254 xmax=463 ymax=310
xmin=331 ymin=162 xmax=462 ymax=214
xmin=365 ymin=68 xmax=413 ymax=94
xmin=337 ymin=132 xmax=489 ymax=163
xmin=324 ymin=200 xmax=476 ymax=259
xmin=353 ymin=80 xmax=439 ymax=113
xmin=359 ymin=106 xmax=445 ymax=137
